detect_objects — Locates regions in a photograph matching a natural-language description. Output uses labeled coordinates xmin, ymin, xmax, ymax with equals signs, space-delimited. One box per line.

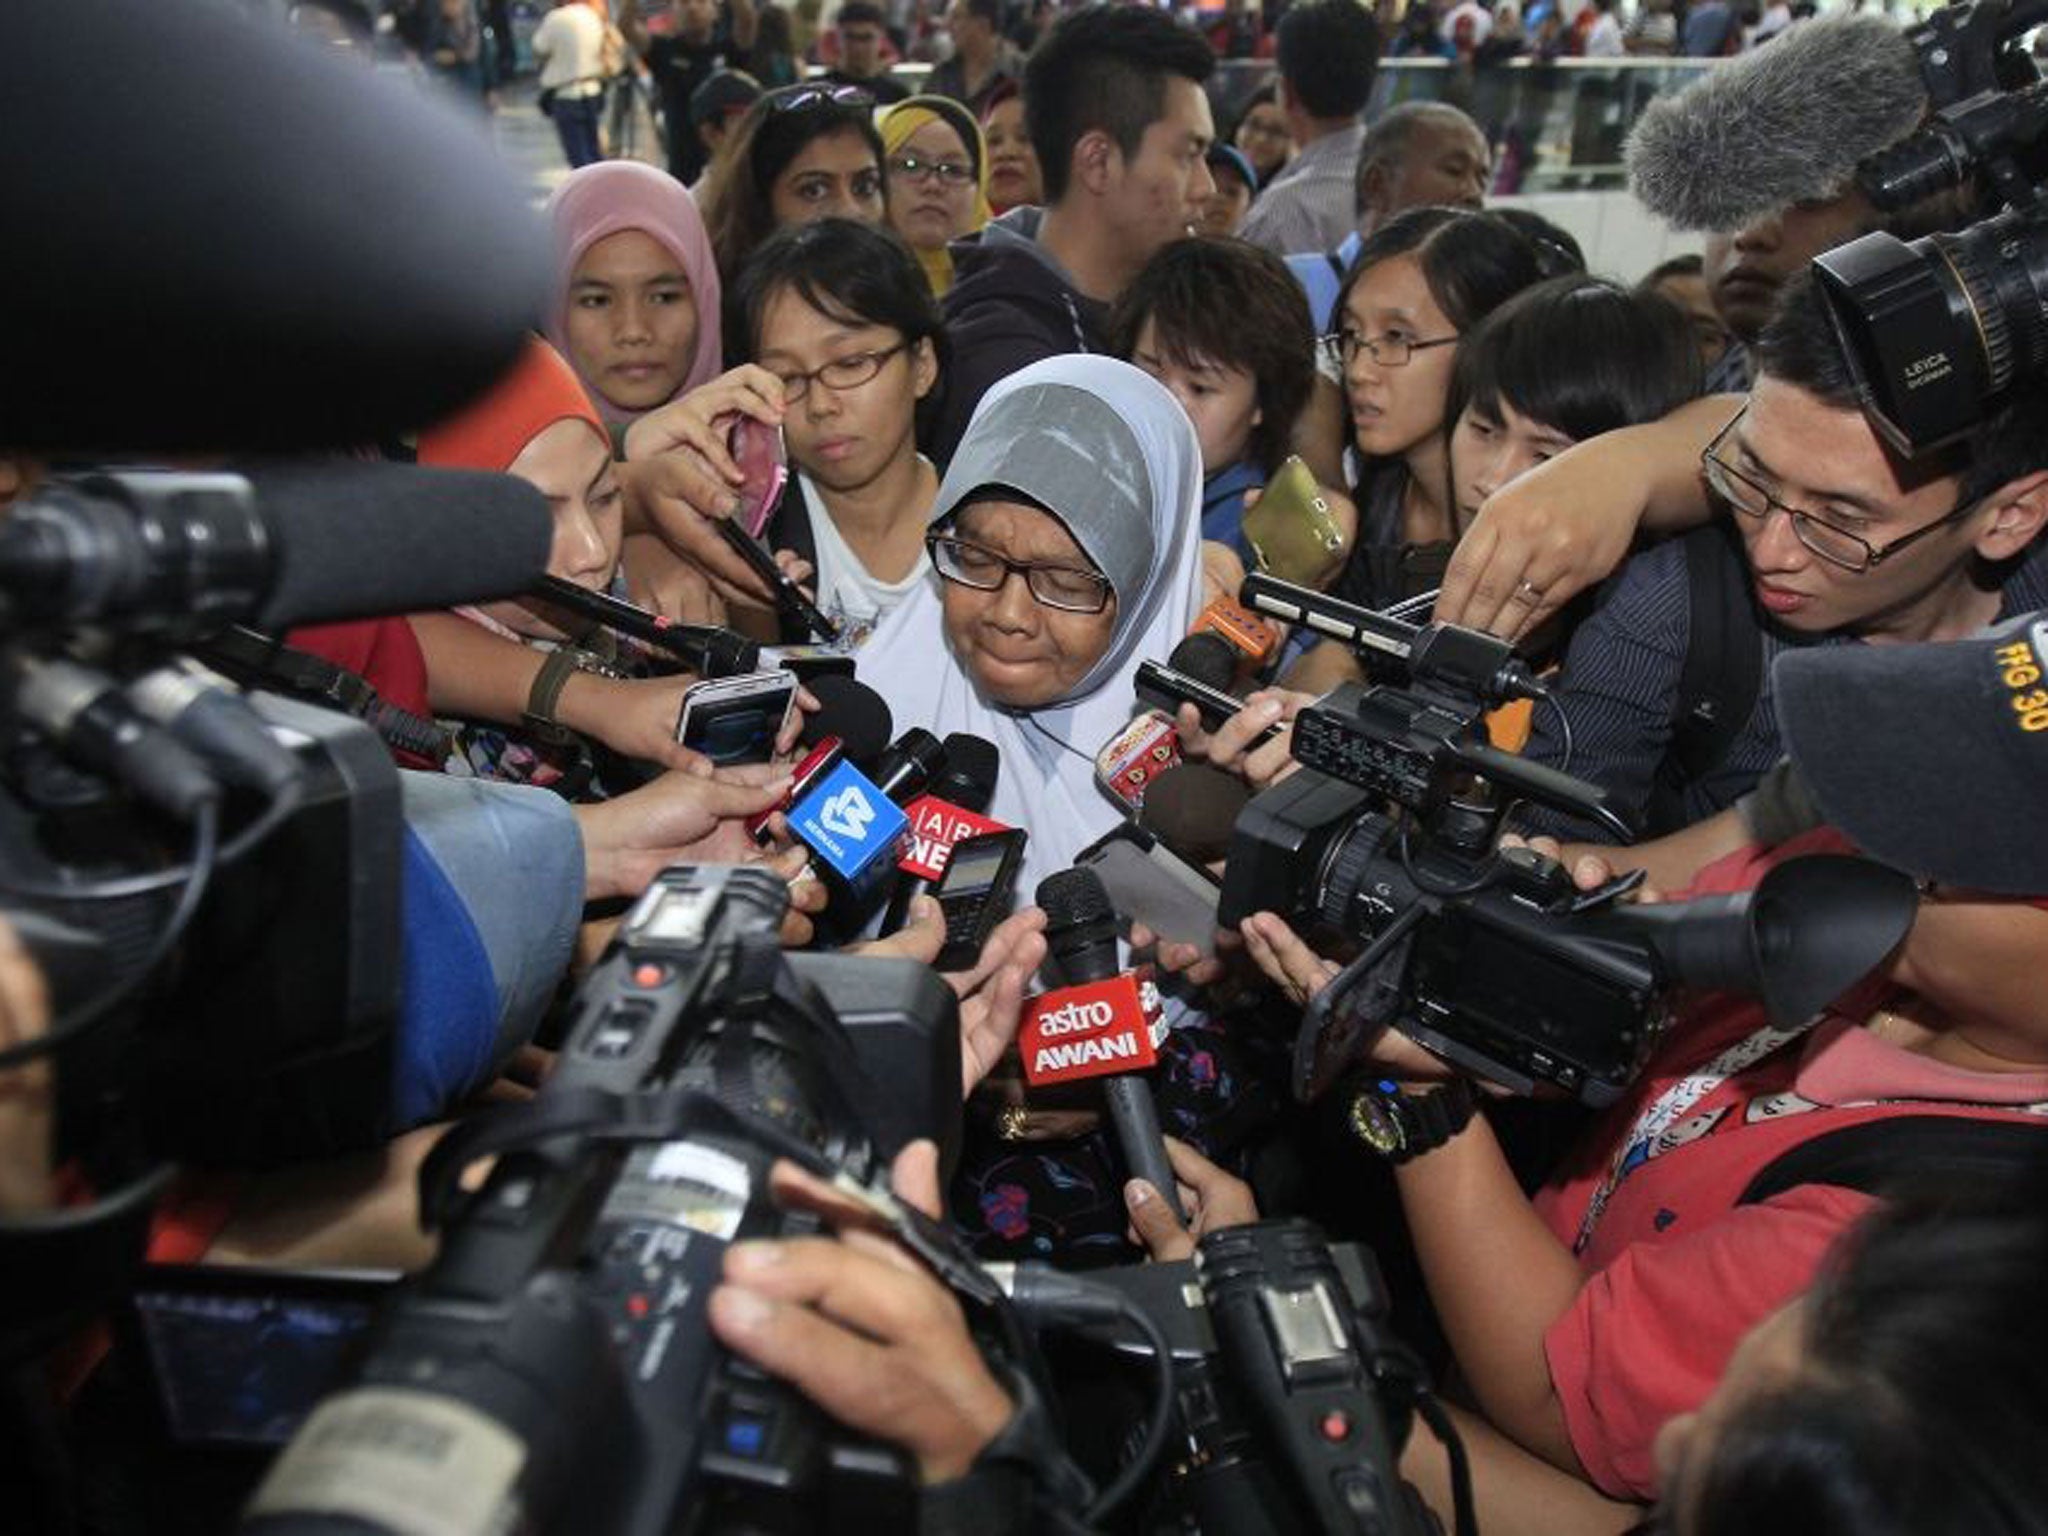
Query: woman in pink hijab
xmin=543 ymin=160 xmax=724 ymax=431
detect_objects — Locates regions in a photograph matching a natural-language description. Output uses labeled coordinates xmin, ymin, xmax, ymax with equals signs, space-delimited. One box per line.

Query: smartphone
xmin=1242 ymin=456 xmax=1349 ymax=588
xmin=1076 ymin=822 xmax=1222 ymax=957
xmin=931 ymin=827 xmax=1029 ymax=970
xmin=1134 ymin=659 xmax=1281 ymax=745
xmin=713 ymin=517 xmax=842 ymax=644
xmin=673 ymin=667 xmax=797 ymax=765
xmin=727 ymin=414 xmax=788 ymax=539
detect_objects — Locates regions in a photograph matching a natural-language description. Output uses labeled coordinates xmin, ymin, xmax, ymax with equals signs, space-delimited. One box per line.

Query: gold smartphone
xmin=1242 ymin=456 xmax=1349 ymax=587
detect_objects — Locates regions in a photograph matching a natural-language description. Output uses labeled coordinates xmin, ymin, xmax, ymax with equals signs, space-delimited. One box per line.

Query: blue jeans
xmin=552 ymin=93 xmax=603 ymax=168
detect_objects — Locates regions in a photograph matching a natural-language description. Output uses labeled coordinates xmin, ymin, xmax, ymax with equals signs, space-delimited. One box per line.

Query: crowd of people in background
xmin=17 ymin=2 xmax=2048 ymax=1534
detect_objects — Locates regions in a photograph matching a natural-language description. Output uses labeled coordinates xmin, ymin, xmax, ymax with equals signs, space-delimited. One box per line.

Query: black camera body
xmin=1061 ymin=1219 xmax=1435 ymax=1536
xmin=1216 ymin=617 xmax=1918 ymax=1109
xmin=1816 ymin=0 xmax=2048 ymax=452
xmin=2 ymin=691 xmax=401 ymax=1166
xmin=242 ymin=865 xmax=961 ymax=1536
xmin=1218 ymin=645 xmax=1668 ymax=1106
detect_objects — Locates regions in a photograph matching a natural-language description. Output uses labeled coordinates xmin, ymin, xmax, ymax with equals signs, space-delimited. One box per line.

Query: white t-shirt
xmin=531 ymin=5 xmax=606 ymax=96
xmin=801 ymin=467 xmax=933 ymax=652
xmin=1584 ymin=11 xmax=1626 ymax=55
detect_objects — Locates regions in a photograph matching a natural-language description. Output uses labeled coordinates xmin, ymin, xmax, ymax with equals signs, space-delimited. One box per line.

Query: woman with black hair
xmin=1286 ymin=207 xmax=1543 ymax=692
xmin=696 ymin=83 xmax=888 ymax=283
xmin=1447 ymin=275 xmax=1700 ymax=541
xmin=723 ymin=218 xmax=946 ymax=648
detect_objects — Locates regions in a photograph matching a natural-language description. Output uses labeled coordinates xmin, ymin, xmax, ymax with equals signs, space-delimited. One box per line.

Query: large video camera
xmin=240 ymin=863 xmax=962 ymax=1536
xmin=1814 ymin=0 xmax=2048 ymax=453
xmin=1046 ymin=1220 xmax=1437 ymax=1536
xmin=1220 ymin=577 xmax=1919 ymax=1107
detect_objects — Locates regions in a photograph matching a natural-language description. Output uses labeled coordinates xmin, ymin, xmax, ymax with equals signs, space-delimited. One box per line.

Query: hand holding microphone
xmin=1024 ymin=870 xmax=1186 ymax=1222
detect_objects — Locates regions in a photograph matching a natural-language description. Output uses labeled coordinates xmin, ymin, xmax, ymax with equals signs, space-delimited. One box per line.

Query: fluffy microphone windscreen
xmin=4 ymin=2 xmax=547 ymax=453
xmin=241 ymin=462 xmax=551 ymax=628
xmin=1138 ymin=765 xmax=1251 ymax=866
xmin=1624 ymin=16 xmax=1927 ymax=232
xmin=803 ymin=676 xmax=894 ymax=764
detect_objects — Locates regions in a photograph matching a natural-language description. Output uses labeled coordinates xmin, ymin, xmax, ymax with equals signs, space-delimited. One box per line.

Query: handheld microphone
xmin=0 ymin=466 xmax=553 ymax=636
xmin=880 ymin=733 xmax=1005 ymax=936
xmin=531 ymin=576 xmax=760 ymax=678
xmin=1027 ymin=870 xmax=1187 ymax=1223
xmin=1138 ymin=765 xmax=1252 ymax=867
xmin=786 ymin=728 xmax=941 ymax=920
xmin=745 ymin=733 xmax=845 ymax=844
xmin=799 ymin=674 xmax=894 ymax=764
xmin=2 ymin=650 xmax=219 ymax=821
xmin=1095 ymin=711 xmax=1184 ymax=813
xmin=1623 ymin=15 xmax=1927 ymax=232
xmin=1170 ymin=631 xmax=1242 ymax=692
xmin=1188 ymin=597 xmax=1278 ymax=671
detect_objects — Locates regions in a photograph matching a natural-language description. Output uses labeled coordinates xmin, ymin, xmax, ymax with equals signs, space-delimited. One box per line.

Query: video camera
xmin=1815 ymin=0 xmax=2048 ymax=452
xmin=1034 ymin=1220 xmax=1438 ymax=1536
xmin=1220 ymin=577 xmax=1920 ymax=1107
xmin=238 ymin=864 xmax=962 ymax=1535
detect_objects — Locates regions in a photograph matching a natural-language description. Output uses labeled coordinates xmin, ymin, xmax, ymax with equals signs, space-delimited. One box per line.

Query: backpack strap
xmin=1738 ymin=1114 xmax=2048 ymax=1206
xmin=1645 ymin=522 xmax=1762 ymax=835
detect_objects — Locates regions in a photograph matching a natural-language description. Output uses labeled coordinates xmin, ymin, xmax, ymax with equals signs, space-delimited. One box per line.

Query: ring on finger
xmin=1514 ymin=578 xmax=1545 ymax=601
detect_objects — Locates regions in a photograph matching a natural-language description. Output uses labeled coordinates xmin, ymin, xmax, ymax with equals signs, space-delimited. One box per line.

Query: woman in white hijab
xmin=859 ymin=354 xmax=1205 ymax=896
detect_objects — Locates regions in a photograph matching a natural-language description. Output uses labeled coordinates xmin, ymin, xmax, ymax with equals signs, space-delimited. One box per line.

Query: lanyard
xmin=1572 ymin=1016 xmax=1813 ymax=1255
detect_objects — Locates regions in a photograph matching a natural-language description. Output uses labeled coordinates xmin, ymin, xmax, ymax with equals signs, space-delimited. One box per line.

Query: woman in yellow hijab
xmin=876 ymin=95 xmax=992 ymax=298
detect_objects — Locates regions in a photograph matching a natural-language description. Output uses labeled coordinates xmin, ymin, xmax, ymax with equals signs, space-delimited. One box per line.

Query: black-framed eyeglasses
xmin=925 ymin=533 xmax=1114 ymax=614
xmin=1700 ymin=405 xmax=1983 ymax=573
xmin=887 ymin=153 xmax=976 ymax=188
xmin=768 ymin=83 xmax=875 ymax=113
xmin=775 ymin=341 xmax=909 ymax=404
xmin=1316 ymin=327 xmax=1460 ymax=371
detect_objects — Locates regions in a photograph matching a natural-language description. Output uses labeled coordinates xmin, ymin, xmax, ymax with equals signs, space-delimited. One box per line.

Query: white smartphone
xmin=673 ymin=668 xmax=797 ymax=765
xmin=1075 ymin=823 xmax=1223 ymax=957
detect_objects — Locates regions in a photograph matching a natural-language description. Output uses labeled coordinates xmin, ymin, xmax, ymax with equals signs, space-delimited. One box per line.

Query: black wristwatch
xmin=1348 ymin=1077 xmax=1479 ymax=1163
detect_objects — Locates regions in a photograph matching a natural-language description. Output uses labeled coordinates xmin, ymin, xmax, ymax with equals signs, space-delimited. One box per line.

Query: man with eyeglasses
xmin=1515 ymin=271 xmax=2048 ymax=842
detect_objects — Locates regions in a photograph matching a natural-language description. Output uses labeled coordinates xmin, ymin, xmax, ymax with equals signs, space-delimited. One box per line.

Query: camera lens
xmin=1813 ymin=207 xmax=2048 ymax=453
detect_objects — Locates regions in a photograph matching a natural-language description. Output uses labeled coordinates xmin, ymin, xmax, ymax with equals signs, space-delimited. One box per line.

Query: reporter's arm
xmin=1394 ymin=1114 xmax=1588 ymax=1473
xmin=1438 ymin=393 xmax=1741 ymax=640
xmin=1551 ymin=804 xmax=1750 ymax=896
xmin=0 ymin=916 xmax=53 ymax=1215
xmin=1399 ymin=1401 xmax=1641 ymax=1536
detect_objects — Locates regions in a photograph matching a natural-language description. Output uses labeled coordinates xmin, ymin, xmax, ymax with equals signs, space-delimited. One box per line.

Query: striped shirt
xmin=1239 ymin=123 xmax=1368 ymax=259
xmin=1519 ymin=528 xmax=2048 ymax=840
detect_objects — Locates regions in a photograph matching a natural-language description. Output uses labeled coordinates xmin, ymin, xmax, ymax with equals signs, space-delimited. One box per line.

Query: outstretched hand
xmin=707 ymin=1149 xmax=1016 ymax=1485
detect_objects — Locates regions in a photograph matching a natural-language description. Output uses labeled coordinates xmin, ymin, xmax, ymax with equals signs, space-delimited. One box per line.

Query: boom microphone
xmin=1623 ymin=15 xmax=1928 ymax=232
xmin=1030 ymin=870 xmax=1187 ymax=1224
xmin=6 ymin=2 xmax=546 ymax=453
xmin=0 ymin=466 xmax=554 ymax=635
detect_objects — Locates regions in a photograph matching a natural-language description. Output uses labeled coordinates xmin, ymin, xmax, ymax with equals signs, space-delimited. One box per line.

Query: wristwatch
xmin=1348 ymin=1077 xmax=1478 ymax=1163
xmin=521 ymin=645 xmax=611 ymax=746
